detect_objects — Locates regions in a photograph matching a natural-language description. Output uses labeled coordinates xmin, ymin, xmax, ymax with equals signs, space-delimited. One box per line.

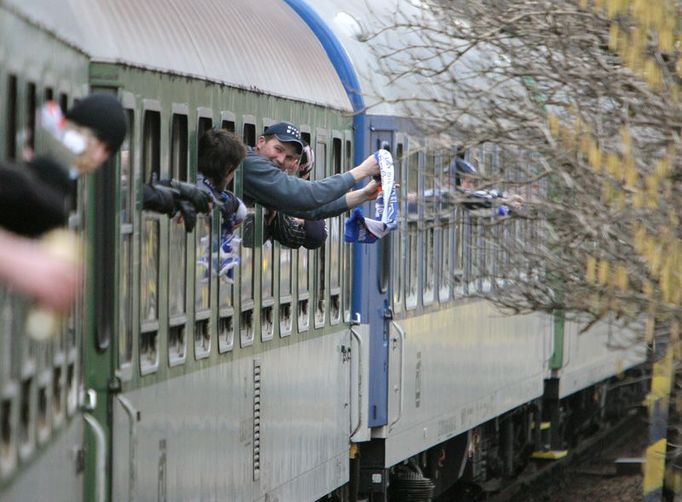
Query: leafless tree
xmin=356 ymin=0 xmax=681 ymax=334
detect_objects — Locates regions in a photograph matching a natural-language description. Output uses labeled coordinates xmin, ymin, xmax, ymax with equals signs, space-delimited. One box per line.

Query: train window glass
xmin=467 ymin=216 xmax=479 ymax=294
xmin=329 ymin=216 xmax=342 ymax=324
xmin=425 ymin=153 xmax=436 ymax=218
xmin=243 ymin=123 xmax=256 ymax=147
xmin=423 ymin=224 xmax=435 ymax=304
xmin=342 ymin=241 xmax=352 ymax=322
xmin=262 ymin=237 xmax=274 ymax=300
xmin=407 ymin=150 xmax=419 ymax=213
xmin=261 ymin=235 xmax=275 ymax=341
xmin=329 ymin=137 xmax=342 ymax=323
xmin=406 ymin=222 xmax=419 ymax=309
xmin=44 ymin=88 xmax=54 ymax=102
xmin=222 ymin=120 xmax=235 ymax=133
xmin=194 ymin=215 xmax=211 ymax=358
xmin=140 ymin=110 xmax=161 ymax=374
xmin=314 ymin=142 xmax=327 ymax=328
xmin=392 ymin=143 xmax=404 ymax=311
xmin=453 ymin=206 xmax=465 ymax=295
xmin=279 ymin=245 xmax=293 ymax=336
xmin=301 ymin=131 xmax=311 ymax=148
xmin=25 ymin=82 xmax=36 ymax=154
xmin=194 ymin=117 xmax=213 ymax=358
xmin=298 ymin=248 xmax=310 ymax=332
xmin=240 ymin=214 xmax=255 ymax=346
xmin=118 ymin=109 xmax=135 ymax=369
xmin=58 ymin=93 xmax=68 ymax=115
xmin=169 ymin=114 xmax=189 ymax=364
xmin=6 ymin=75 xmax=18 ymax=160
xmin=439 ymin=222 xmax=451 ymax=301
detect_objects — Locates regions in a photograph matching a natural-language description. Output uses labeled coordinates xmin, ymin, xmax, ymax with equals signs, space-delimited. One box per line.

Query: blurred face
xmin=256 ymin=136 xmax=300 ymax=170
xmin=460 ymin=174 xmax=476 ymax=191
xmin=66 ymin=121 xmax=110 ymax=175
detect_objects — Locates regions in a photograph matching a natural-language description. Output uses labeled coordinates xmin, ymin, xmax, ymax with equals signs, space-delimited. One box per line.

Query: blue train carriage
xmin=293 ymin=1 xmax=551 ymax=498
xmin=4 ymin=0 xmax=358 ymax=500
xmin=0 ymin=3 xmax=90 ymax=501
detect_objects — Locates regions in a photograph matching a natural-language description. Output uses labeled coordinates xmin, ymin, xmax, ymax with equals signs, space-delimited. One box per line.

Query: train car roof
xmin=2 ymin=0 xmax=352 ymax=111
xmin=304 ymin=0 xmax=480 ymax=119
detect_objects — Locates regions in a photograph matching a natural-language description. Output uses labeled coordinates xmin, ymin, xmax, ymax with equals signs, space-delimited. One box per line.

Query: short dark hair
xmin=198 ymin=129 xmax=246 ymax=184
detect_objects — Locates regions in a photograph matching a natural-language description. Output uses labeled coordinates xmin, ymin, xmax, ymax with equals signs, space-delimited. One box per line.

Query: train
xmin=0 ymin=0 xmax=647 ymax=501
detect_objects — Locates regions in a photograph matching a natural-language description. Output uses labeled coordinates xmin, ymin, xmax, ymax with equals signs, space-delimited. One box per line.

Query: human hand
xmin=176 ymin=200 xmax=198 ymax=232
xmin=0 ymin=231 xmax=81 ymax=312
xmin=505 ymin=194 xmax=524 ymax=209
xmin=362 ymin=179 xmax=382 ymax=201
xmin=359 ymin=154 xmax=379 ymax=178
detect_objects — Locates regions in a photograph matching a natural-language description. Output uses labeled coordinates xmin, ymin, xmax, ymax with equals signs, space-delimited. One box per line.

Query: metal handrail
xmin=389 ymin=320 xmax=406 ymax=431
xmin=83 ymin=413 xmax=107 ymax=502
xmin=350 ymin=326 xmax=363 ymax=438
xmin=116 ymin=395 xmax=138 ymax=502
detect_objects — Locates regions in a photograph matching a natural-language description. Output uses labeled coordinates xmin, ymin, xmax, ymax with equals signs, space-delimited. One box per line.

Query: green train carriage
xmin=1 ymin=0 xmax=359 ymax=500
xmin=0 ymin=3 xmax=90 ymax=501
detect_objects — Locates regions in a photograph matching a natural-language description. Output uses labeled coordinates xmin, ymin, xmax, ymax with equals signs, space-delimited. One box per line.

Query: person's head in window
xmin=63 ymin=93 xmax=128 ymax=175
xmin=198 ymin=128 xmax=246 ymax=191
xmin=453 ymin=157 xmax=478 ymax=191
xmin=256 ymin=121 xmax=303 ymax=170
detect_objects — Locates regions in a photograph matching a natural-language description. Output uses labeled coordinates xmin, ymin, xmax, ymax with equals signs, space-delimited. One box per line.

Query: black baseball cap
xmin=264 ymin=121 xmax=303 ymax=154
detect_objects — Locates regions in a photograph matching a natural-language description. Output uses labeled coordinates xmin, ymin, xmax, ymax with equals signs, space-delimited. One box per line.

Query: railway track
xmin=488 ymin=409 xmax=644 ymax=502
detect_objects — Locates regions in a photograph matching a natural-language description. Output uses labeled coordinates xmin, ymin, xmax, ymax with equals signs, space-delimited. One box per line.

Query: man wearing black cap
xmin=243 ymin=121 xmax=381 ymax=220
xmin=0 ymin=93 xmax=129 ymax=237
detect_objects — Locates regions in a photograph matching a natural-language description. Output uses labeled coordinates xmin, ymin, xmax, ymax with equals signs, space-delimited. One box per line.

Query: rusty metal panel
xmin=4 ymin=0 xmax=352 ymax=110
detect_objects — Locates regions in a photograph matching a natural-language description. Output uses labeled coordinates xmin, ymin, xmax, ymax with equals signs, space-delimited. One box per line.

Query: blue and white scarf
xmin=344 ymin=150 xmax=399 ymax=243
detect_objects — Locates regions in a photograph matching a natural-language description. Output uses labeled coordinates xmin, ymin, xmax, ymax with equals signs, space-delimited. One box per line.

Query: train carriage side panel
xmin=0 ymin=5 xmax=90 ymax=502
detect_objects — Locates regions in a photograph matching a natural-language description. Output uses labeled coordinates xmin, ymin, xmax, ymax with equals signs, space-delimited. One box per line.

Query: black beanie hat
xmin=65 ymin=93 xmax=127 ymax=154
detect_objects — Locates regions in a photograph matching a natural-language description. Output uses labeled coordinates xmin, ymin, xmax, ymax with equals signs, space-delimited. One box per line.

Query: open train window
xmin=222 ymin=120 xmax=235 ymax=133
xmin=406 ymin=150 xmax=420 ymax=309
xmin=392 ymin=143 xmax=405 ymax=311
xmin=5 ymin=75 xmax=18 ymax=160
xmin=243 ymin=122 xmax=256 ymax=147
xmin=423 ymin=224 xmax=435 ymax=305
xmin=58 ymin=93 xmax=68 ymax=115
xmin=313 ymin=141 xmax=327 ymax=328
xmin=140 ymin=110 xmax=161 ymax=374
xmin=279 ymin=244 xmax=293 ymax=336
xmin=342 ymin=138 xmax=354 ymax=322
xmin=25 ymin=82 xmax=36 ymax=154
xmin=169 ymin=114 xmax=189 ymax=365
xmin=195 ymin=116 xmax=213 ymax=359
xmin=439 ymin=221 xmax=452 ymax=302
xmin=118 ymin=109 xmax=135 ymax=369
xmin=328 ymin=137 xmax=343 ymax=324
xmin=297 ymin=248 xmax=310 ymax=332
xmin=44 ymin=88 xmax=54 ymax=102
xmin=301 ymin=131 xmax=311 ymax=147
xmin=261 ymin=235 xmax=275 ymax=341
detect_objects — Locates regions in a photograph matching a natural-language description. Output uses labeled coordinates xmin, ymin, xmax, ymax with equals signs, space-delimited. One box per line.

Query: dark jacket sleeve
xmin=285 ymin=195 xmax=349 ymax=220
xmin=142 ymin=184 xmax=176 ymax=215
xmin=0 ymin=165 xmax=67 ymax=237
xmin=242 ymin=150 xmax=355 ymax=212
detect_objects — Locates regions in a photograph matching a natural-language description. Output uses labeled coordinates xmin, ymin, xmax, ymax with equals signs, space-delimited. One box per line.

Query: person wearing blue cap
xmin=242 ymin=121 xmax=381 ymax=220
xmin=450 ymin=157 xmax=524 ymax=215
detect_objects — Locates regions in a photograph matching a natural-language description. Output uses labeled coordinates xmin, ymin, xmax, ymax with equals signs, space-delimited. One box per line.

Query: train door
xmin=367 ymin=129 xmax=394 ymax=428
